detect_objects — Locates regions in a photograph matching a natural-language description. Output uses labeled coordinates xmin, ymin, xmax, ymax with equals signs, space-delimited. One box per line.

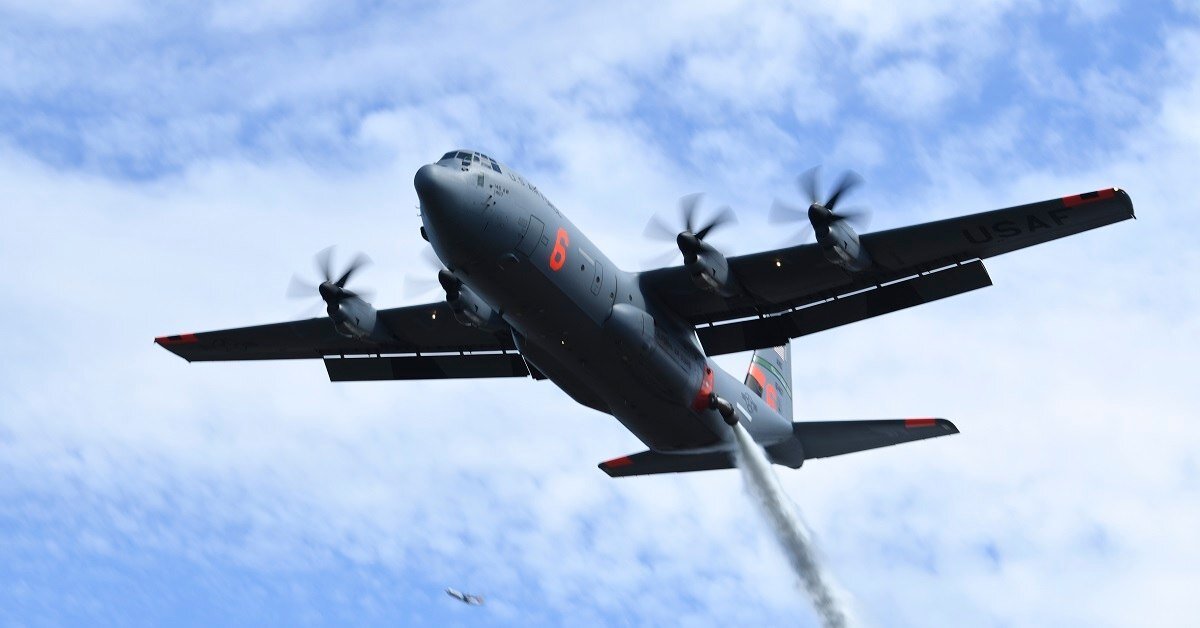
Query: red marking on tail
xmin=156 ymin=334 xmax=198 ymax=345
xmin=764 ymin=384 xmax=778 ymax=411
xmin=747 ymin=365 xmax=766 ymax=387
xmin=905 ymin=418 xmax=937 ymax=428
xmin=1061 ymin=188 xmax=1115 ymax=207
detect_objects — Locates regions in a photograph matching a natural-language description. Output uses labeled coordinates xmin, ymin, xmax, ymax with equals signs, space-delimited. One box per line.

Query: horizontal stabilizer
xmin=794 ymin=418 xmax=958 ymax=459
xmin=600 ymin=418 xmax=958 ymax=478
xmin=598 ymin=450 xmax=734 ymax=478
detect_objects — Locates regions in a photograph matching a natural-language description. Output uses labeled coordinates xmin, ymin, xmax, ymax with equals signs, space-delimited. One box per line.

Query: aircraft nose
xmin=415 ymin=163 xmax=455 ymax=215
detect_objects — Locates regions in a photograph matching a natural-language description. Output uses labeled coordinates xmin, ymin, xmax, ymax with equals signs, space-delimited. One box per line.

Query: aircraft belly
xmin=485 ymin=261 xmax=721 ymax=451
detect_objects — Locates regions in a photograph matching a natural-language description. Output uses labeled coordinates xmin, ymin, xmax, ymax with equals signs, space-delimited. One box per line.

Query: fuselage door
xmin=517 ymin=214 xmax=545 ymax=257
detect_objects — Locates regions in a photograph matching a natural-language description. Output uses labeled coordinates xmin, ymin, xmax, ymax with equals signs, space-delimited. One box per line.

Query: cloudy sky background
xmin=1 ymin=1 xmax=1197 ymax=625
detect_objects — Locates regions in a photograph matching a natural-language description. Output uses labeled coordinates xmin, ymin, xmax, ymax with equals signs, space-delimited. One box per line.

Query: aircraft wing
xmin=639 ymin=188 xmax=1134 ymax=355
xmin=156 ymin=302 xmax=528 ymax=380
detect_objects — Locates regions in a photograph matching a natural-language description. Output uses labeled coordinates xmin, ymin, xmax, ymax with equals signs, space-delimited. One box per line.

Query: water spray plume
xmin=731 ymin=422 xmax=850 ymax=628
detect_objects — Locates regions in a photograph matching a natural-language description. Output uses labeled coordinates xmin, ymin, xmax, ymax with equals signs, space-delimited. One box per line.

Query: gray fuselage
xmin=415 ymin=151 xmax=792 ymax=454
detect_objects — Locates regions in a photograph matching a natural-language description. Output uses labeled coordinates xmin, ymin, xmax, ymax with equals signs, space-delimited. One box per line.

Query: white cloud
xmin=0 ymin=0 xmax=140 ymax=25
xmin=861 ymin=59 xmax=956 ymax=121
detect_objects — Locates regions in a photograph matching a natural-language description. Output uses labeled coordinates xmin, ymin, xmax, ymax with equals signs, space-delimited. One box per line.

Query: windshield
xmin=439 ymin=150 xmax=503 ymax=173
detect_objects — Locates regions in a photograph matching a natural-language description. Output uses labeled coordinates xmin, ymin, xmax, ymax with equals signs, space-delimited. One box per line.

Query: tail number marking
xmin=549 ymin=227 xmax=569 ymax=271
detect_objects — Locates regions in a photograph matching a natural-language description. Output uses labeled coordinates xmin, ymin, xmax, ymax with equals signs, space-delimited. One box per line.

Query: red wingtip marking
xmin=603 ymin=456 xmax=634 ymax=468
xmin=1062 ymin=187 xmax=1116 ymax=207
xmin=905 ymin=418 xmax=937 ymax=428
xmin=156 ymin=333 xmax=198 ymax=345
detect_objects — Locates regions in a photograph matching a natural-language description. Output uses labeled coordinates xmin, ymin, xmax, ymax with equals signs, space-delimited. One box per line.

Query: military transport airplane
xmin=445 ymin=588 xmax=484 ymax=606
xmin=156 ymin=149 xmax=1134 ymax=477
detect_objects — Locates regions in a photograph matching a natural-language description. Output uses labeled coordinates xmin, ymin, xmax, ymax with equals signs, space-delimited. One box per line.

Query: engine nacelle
xmin=439 ymin=270 xmax=505 ymax=331
xmin=816 ymin=219 xmax=872 ymax=272
xmin=328 ymin=296 xmax=382 ymax=340
xmin=679 ymin=235 xmax=741 ymax=297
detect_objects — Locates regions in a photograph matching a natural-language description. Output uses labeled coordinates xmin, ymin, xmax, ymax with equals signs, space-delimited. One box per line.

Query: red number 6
xmin=549 ymin=227 xmax=569 ymax=271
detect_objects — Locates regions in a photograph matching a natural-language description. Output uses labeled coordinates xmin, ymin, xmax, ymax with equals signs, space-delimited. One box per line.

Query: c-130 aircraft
xmin=157 ymin=149 xmax=1133 ymax=477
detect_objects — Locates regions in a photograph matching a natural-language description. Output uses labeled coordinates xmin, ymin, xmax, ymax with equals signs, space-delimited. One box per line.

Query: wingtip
xmin=937 ymin=418 xmax=959 ymax=434
xmin=155 ymin=333 xmax=198 ymax=346
xmin=904 ymin=417 xmax=959 ymax=434
xmin=598 ymin=455 xmax=633 ymax=478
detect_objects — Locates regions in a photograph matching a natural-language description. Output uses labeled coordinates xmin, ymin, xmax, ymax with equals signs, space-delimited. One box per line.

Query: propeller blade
xmin=401 ymin=247 xmax=448 ymax=299
xmin=791 ymin=223 xmax=814 ymax=243
xmin=335 ymin=252 xmax=372 ymax=288
xmin=641 ymin=248 xmax=681 ymax=269
xmin=832 ymin=205 xmax=872 ymax=230
xmin=403 ymin=277 xmax=441 ymax=299
xmin=643 ymin=214 xmax=678 ymax=241
xmin=678 ymin=193 xmax=703 ymax=234
xmin=286 ymin=275 xmax=315 ymax=299
xmin=825 ymin=170 xmax=862 ymax=211
xmin=343 ymin=287 xmax=375 ymax=302
xmin=768 ymin=199 xmax=806 ymax=225
xmin=799 ymin=166 xmax=821 ymax=206
xmin=315 ymin=246 xmax=335 ymax=283
xmin=420 ymin=247 xmax=442 ymax=268
xmin=644 ymin=193 xmax=737 ymax=264
xmin=292 ymin=246 xmax=377 ymax=314
xmin=695 ymin=204 xmax=736 ymax=240
xmin=295 ymin=300 xmax=325 ymax=320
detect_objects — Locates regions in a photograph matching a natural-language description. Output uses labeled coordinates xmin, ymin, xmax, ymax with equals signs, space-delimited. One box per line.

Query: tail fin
xmin=745 ymin=343 xmax=793 ymax=419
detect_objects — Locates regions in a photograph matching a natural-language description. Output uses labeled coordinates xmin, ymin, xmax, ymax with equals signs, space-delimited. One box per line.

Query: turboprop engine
xmin=287 ymin=247 xmax=393 ymax=342
xmin=810 ymin=203 xmax=873 ymax=272
xmin=770 ymin=166 xmax=874 ymax=273
xmin=439 ymin=270 xmax=505 ymax=331
xmin=678 ymin=232 xmax=741 ymax=297
xmin=645 ymin=193 xmax=743 ymax=297
xmin=322 ymin=283 xmax=383 ymax=340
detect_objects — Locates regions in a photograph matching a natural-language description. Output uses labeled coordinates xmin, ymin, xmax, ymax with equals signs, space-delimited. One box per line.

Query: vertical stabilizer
xmin=744 ymin=343 xmax=793 ymax=419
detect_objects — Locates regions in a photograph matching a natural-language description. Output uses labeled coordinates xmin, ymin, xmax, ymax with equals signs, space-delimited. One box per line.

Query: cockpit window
xmin=441 ymin=150 xmax=504 ymax=174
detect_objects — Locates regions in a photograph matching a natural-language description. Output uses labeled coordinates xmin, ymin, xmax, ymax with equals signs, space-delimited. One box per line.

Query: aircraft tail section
xmin=745 ymin=343 xmax=793 ymax=419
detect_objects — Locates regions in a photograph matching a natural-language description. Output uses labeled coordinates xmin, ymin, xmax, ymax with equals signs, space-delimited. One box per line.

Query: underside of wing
xmin=155 ymin=302 xmax=514 ymax=362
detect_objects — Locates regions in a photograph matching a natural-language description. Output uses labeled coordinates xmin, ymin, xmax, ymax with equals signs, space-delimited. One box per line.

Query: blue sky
xmin=1 ymin=1 xmax=1198 ymax=626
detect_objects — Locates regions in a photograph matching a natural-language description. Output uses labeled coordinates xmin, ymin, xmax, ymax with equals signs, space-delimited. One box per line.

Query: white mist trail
xmin=731 ymin=422 xmax=849 ymax=628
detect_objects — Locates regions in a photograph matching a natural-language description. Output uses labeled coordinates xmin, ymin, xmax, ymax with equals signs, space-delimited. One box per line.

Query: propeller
xmin=769 ymin=166 xmax=872 ymax=244
xmin=643 ymin=193 xmax=737 ymax=266
xmin=287 ymin=246 xmax=374 ymax=315
xmin=402 ymin=248 xmax=447 ymax=299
